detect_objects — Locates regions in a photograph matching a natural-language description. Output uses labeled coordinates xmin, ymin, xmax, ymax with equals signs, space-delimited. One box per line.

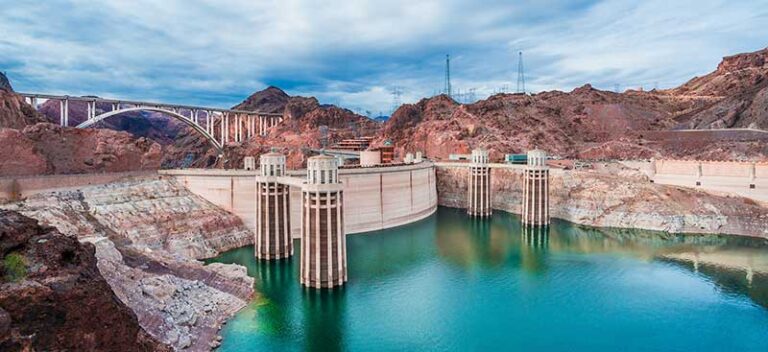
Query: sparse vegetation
xmin=3 ymin=252 xmax=27 ymax=282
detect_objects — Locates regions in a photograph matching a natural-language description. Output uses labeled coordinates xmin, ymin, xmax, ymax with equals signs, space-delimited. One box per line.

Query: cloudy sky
xmin=1 ymin=0 xmax=766 ymax=115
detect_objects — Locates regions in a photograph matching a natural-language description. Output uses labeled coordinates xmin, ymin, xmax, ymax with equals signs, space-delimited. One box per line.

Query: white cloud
xmin=0 ymin=0 xmax=765 ymax=112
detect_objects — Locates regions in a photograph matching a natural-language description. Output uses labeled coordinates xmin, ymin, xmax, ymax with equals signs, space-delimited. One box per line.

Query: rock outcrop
xmin=0 ymin=90 xmax=46 ymax=129
xmin=0 ymin=90 xmax=165 ymax=177
xmin=163 ymin=86 xmax=380 ymax=169
xmin=667 ymin=48 xmax=768 ymax=130
xmin=233 ymin=85 xmax=291 ymax=113
xmin=436 ymin=164 xmax=768 ymax=238
xmin=0 ymin=123 xmax=162 ymax=176
xmin=0 ymin=72 xmax=12 ymax=92
xmin=2 ymin=177 xmax=255 ymax=351
xmin=381 ymin=48 xmax=768 ymax=162
xmin=0 ymin=210 xmax=170 ymax=351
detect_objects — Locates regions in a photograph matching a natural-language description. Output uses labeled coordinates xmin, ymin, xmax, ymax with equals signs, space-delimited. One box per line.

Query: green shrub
xmin=3 ymin=252 xmax=27 ymax=282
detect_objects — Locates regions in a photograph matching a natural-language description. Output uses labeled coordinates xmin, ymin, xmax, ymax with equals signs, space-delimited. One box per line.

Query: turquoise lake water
xmin=207 ymin=207 xmax=768 ymax=351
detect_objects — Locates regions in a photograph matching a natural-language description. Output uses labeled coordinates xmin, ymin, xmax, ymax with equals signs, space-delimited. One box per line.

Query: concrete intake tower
xmin=522 ymin=149 xmax=550 ymax=226
xmin=255 ymin=152 xmax=292 ymax=259
xmin=300 ymin=154 xmax=347 ymax=289
xmin=468 ymin=148 xmax=492 ymax=217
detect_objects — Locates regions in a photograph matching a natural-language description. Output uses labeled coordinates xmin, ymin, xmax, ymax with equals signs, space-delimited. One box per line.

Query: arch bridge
xmin=18 ymin=93 xmax=284 ymax=153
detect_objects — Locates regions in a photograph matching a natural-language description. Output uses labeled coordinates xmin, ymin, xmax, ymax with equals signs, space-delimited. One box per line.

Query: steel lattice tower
xmin=517 ymin=51 xmax=525 ymax=94
xmin=444 ymin=54 xmax=452 ymax=98
xmin=390 ymin=86 xmax=403 ymax=115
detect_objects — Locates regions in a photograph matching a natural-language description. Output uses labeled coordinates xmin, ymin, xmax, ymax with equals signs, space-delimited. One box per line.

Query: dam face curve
xmin=160 ymin=162 xmax=438 ymax=236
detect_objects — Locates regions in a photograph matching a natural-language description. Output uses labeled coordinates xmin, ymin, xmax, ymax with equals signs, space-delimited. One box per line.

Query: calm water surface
xmin=207 ymin=207 xmax=768 ymax=351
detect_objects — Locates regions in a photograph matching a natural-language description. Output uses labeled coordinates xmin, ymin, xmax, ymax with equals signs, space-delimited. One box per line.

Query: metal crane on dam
xmin=17 ymin=93 xmax=284 ymax=154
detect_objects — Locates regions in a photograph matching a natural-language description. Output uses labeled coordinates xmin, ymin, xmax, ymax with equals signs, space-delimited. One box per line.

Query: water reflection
xmin=302 ymin=289 xmax=346 ymax=352
xmin=346 ymin=214 xmax=437 ymax=281
xmin=252 ymin=258 xmax=295 ymax=339
xmin=430 ymin=209 xmax=768 ymax=308
xmin=435 ymin=209 xmax=518 ymax=269
xmin=521 ymin=226 xmax=549 ymax=274
xmin=548 ymin=220 xmax=768 ymax=308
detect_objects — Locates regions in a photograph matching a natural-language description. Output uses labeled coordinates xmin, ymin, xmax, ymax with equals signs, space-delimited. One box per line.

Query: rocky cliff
xmin=0 ymin=90 xmax=165 ymax=177
xmin=2 ymin=177 xmax=255 ymax=351
xmin=0 ymin=123 xmax=162 ymax=176
xmin=381 ymin=47 xmax=768 ymax=162
xmin=0 ymin=72 xmax=12 ymax=92
xmin=163 ymin=86 xmax=380 ymax=169
xmin=436 ymin=164 xmax=768 ymax=238
xmin=0 ymin=210 xmax=170 ymax=351
xmin=0 ymin=90 xmax=46 ymax=129
xmin=667 ymin=48 xmax=768 ymax=130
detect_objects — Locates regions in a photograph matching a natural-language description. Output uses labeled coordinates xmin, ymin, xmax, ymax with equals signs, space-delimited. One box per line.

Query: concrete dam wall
xmin=161 ymin=162 xmax=438 ymax=236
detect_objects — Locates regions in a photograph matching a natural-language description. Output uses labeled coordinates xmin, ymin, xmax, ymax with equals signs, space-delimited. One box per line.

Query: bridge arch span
xmin=76 ymin=106 xmax=224 ymax=153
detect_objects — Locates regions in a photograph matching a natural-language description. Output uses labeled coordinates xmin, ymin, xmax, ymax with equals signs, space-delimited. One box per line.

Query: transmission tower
xmin=319 ymin=125 xmax=329 ymax=149
xmin=390 ymin=86 xmax=403 ymax=115
xmin=444 ymin=54 xmax=452 ymax=98
xmin=516 ymin=51 xmax=525 ymax=94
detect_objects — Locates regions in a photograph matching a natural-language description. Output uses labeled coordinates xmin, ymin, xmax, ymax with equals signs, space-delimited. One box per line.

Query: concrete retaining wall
xmin=0 ymin=171 xmax=157 ymax=203
xmin=161 ymin=162 xmax=438 ymax=236
xmin=624 ymin=160 xmax=768 ymax=202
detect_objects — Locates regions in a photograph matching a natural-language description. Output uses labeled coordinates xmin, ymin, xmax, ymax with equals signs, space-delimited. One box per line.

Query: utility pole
xmin=444 ymin=54 xmax=452 ymax=98
xmin=516 ymin=51 xmax=525 ymax=94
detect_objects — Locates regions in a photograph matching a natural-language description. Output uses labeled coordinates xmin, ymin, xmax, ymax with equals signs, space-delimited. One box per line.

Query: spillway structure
xmin=254 ymin=151 xmax=292 ymax=260
xmin=300 ymin=154 xmax=347 ymax=289
xmin=467 ymin=148 xmax=492 ymax=217
xmin=522 ymin=149 xmax=550 ymax=226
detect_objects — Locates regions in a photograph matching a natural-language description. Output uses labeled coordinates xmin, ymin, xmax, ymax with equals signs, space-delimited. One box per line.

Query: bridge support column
xmin=468 ymin=148 xmax=492 ymax=217
xmin=59 ymin=99 xmax=69 ymax=127
xmin=233 ymin=114 xmax=239 ymax=142
xmin=205 ymin=112 xmax=211 ymax=135
xmin=86 ymin=101 xmax=96 ymax=120
xmin=255 ymin=152 xmax=292 ymax=260
xmin=262 ymin=116 xmax=266 ymax=136
xmin=522 ymin=149 xmax=549 ymax=226
xmin=301 ymin=154 xmax=347 ymax=289
xmin=237 ymin=114 xmax=243 ymax=142
xmin=221 ymin=114 xmax=226 ymax=144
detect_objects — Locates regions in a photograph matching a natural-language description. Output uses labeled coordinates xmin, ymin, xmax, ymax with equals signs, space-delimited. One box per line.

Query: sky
xmin=1 ymin=0 xmax=766 ymax=116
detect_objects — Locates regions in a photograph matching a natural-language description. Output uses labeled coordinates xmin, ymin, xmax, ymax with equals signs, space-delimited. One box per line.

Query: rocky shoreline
xmin=437 ymin=163 xmax=768 ymax=239
xmin=0 ymin=210 xmax=171 ymax=351
xmin=2 ymin=176 xmax=256 ymax=351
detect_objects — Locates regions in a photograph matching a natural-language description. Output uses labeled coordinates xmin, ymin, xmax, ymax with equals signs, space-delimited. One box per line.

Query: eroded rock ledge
xmin=0 ymin=210 xmax=170 ymax=351
xmin=2 ymin=176 xmax=256 ymax=351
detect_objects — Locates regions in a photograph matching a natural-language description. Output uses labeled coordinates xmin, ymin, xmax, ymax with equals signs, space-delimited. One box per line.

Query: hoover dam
xmin=2 ymin=5 xmax=768 ymax=349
